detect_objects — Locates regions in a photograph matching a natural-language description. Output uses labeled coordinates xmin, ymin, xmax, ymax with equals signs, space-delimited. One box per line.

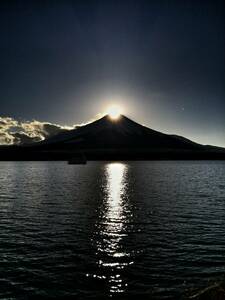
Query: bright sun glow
xmin=107 ymin=106 xmax=122 ymax=120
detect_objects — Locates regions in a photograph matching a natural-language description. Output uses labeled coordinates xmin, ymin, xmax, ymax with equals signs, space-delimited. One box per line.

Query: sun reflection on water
xmin=92 ymin=162 xmax=133 ymax=295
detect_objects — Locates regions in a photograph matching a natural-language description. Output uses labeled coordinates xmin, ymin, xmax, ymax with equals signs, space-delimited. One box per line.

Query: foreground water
xmin=0 ymin=161 xmax=225 ymax=299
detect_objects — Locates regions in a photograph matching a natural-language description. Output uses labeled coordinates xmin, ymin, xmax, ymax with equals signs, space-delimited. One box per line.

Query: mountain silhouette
xmin=40 ymin=114 xmax=201 ymax=149
xmin=0 ymin=114 xmax=224 ymax=160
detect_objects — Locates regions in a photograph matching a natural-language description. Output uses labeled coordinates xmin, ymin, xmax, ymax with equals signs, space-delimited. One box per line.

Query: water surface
xmin=0 ymin=161 xmax=225 ymax=299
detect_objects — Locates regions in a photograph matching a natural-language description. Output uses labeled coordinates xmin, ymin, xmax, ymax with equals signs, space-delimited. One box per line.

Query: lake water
xmin=0 ymin=161 xmax=225 ymax=299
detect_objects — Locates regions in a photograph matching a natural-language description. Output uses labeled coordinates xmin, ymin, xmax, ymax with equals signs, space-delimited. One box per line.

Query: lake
xmin=0 ymin=161 xmax=225 ymax=299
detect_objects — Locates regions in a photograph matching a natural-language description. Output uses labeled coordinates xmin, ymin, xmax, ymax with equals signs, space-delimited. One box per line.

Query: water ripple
xmin=0 ymin=161 xmax=224 ymax=299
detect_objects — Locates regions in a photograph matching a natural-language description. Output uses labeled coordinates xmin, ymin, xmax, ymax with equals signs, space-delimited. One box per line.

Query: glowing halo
xmin=107 ymin=106 xmax=122 ymax=120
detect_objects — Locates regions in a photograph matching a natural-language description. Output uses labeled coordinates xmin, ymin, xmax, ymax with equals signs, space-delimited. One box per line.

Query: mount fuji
xmin=0 ymin=114 xmax=224 ymax=160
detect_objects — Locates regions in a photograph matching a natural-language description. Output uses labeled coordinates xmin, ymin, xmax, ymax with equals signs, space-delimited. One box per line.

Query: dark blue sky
xmin=0 ymin=0 xmax=224 ymax=146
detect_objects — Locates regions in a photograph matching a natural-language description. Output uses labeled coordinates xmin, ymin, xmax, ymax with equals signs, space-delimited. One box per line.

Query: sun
xmin=107 ymin=106 xmax=122 ymax=120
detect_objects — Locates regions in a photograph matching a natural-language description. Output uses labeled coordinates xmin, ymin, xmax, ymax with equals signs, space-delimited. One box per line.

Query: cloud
xmin=12 ymin=132 xmax=42 ymax=145
xmin=0 ymin=130 xmax=15 ymax=145
xmin=0 ymin=116 xmax=74 ymax=145
xmin=0 ymin=113 xmax=105 ymax=145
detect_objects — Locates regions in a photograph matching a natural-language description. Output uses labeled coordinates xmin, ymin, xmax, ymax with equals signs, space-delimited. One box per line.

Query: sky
xmin=0 ymin=0 xmax=224 ymax=147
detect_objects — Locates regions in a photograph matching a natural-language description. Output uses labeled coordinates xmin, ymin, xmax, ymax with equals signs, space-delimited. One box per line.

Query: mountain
xmin=0 ymin=114 xmax=225 ymax=160
xmin=40 ymin=114 xmax=201 ymax=149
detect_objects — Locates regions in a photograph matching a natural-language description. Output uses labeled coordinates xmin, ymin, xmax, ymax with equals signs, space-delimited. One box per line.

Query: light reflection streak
xmin=92 ymin=162 xmax=133 ymax=295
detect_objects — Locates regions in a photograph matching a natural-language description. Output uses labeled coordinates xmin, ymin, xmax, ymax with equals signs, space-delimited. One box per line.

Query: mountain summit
xmin=0 ymin=114 xmax=225 ymax=160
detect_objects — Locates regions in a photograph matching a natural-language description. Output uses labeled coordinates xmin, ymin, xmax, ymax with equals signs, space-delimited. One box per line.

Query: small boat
xmin=68 ymin=153 xmax=87 ymax=164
